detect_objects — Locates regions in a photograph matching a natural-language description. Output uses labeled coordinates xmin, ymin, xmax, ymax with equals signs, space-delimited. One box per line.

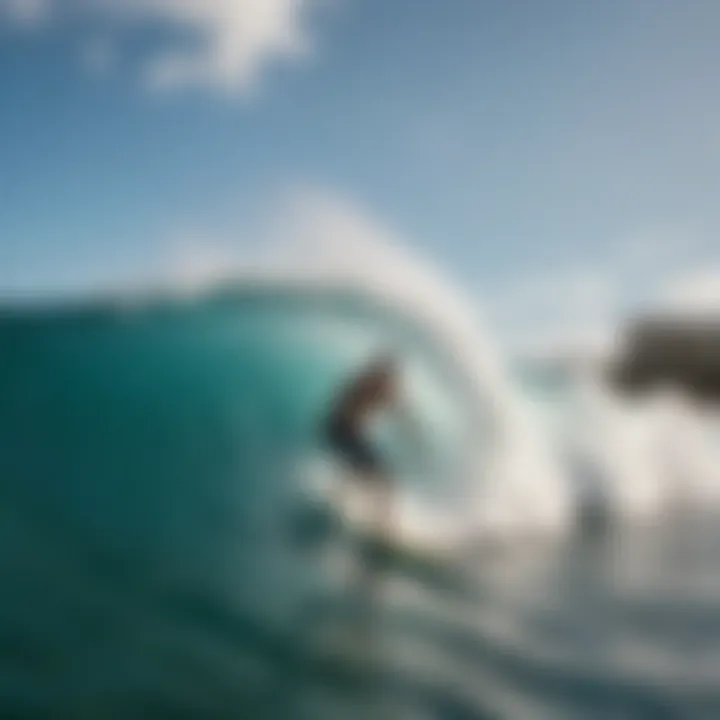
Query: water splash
xmin=568 ymin=375 xmax=720 ymax=521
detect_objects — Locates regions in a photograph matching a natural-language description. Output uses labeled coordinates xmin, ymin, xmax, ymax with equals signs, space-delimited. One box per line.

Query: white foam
xmin=568 ymin=377 xmax=720 ymax=519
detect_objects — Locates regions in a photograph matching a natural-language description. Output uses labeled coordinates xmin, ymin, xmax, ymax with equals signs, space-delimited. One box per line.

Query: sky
xmin=1 ymin=0 xmax=720 ymax=352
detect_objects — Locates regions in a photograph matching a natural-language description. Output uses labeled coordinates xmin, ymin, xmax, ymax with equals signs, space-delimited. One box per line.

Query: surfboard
xmin=292 ymin=457 xmax=458 ymax=573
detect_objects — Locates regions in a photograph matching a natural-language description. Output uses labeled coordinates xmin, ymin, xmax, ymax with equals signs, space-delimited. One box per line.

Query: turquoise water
xmin=3 ymin=290 xmax=720 ymax=718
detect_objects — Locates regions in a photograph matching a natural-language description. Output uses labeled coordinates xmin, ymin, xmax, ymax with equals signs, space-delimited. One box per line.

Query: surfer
xmin=324 ymin=353 xmax=412 ymax=543
xmin=321 ymin=354 xmax=425 ymax=660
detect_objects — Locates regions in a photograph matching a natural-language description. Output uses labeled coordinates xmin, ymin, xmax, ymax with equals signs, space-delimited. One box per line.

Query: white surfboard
xmin=294 ymin=456 xmax=460 ymax=567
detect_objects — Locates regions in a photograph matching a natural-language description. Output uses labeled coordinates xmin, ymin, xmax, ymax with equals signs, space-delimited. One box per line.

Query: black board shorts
xmin=326 ymin=419 xmax=384 ymax=477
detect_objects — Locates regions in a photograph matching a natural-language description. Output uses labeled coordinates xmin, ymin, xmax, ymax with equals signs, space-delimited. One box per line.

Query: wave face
xmin=0 ymin=282 xmax=561 ymax=716
xmin=0 ymin=287 xmax=492 ymax=554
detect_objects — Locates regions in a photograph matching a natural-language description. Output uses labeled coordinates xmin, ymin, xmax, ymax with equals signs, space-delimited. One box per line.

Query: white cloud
xmin=103 ymin=0 xmax=318 ymax=94
xmin=5 ymin=0 xmax=324 ymax=96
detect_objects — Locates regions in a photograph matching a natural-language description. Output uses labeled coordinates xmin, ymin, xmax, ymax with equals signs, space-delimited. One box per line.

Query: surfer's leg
xmin=356 ymin=472 xmax=392 ymax=587
xmin=329 ymin=427 xmax=391 ymax=596
xmin=330 ymin=427 xmax=385 ymax=527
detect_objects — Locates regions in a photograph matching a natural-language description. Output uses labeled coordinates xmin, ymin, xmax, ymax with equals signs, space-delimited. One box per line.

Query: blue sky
xmin=1 ymin=0 xmax=720 ymax=349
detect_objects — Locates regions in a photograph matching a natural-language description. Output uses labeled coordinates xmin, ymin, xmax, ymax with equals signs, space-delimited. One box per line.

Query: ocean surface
xmin=2 ymin=287 xmax=720 ymax=719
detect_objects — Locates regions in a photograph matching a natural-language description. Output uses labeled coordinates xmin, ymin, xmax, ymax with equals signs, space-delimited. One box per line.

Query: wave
xmin=1 ymin=223 xmax=571 ymax=544
xmin=5 ymin=223 xmax=719 ymax=546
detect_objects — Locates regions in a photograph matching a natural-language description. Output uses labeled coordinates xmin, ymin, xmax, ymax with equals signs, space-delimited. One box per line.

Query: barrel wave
xmin=0 ymin=281 xmax=519 ymax=716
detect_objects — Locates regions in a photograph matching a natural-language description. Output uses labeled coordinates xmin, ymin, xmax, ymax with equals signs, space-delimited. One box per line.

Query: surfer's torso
xmin=328 ymin=369 xmax=396 ymax=433
xmin=325 ymin=365 xmax=397 ymax=477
